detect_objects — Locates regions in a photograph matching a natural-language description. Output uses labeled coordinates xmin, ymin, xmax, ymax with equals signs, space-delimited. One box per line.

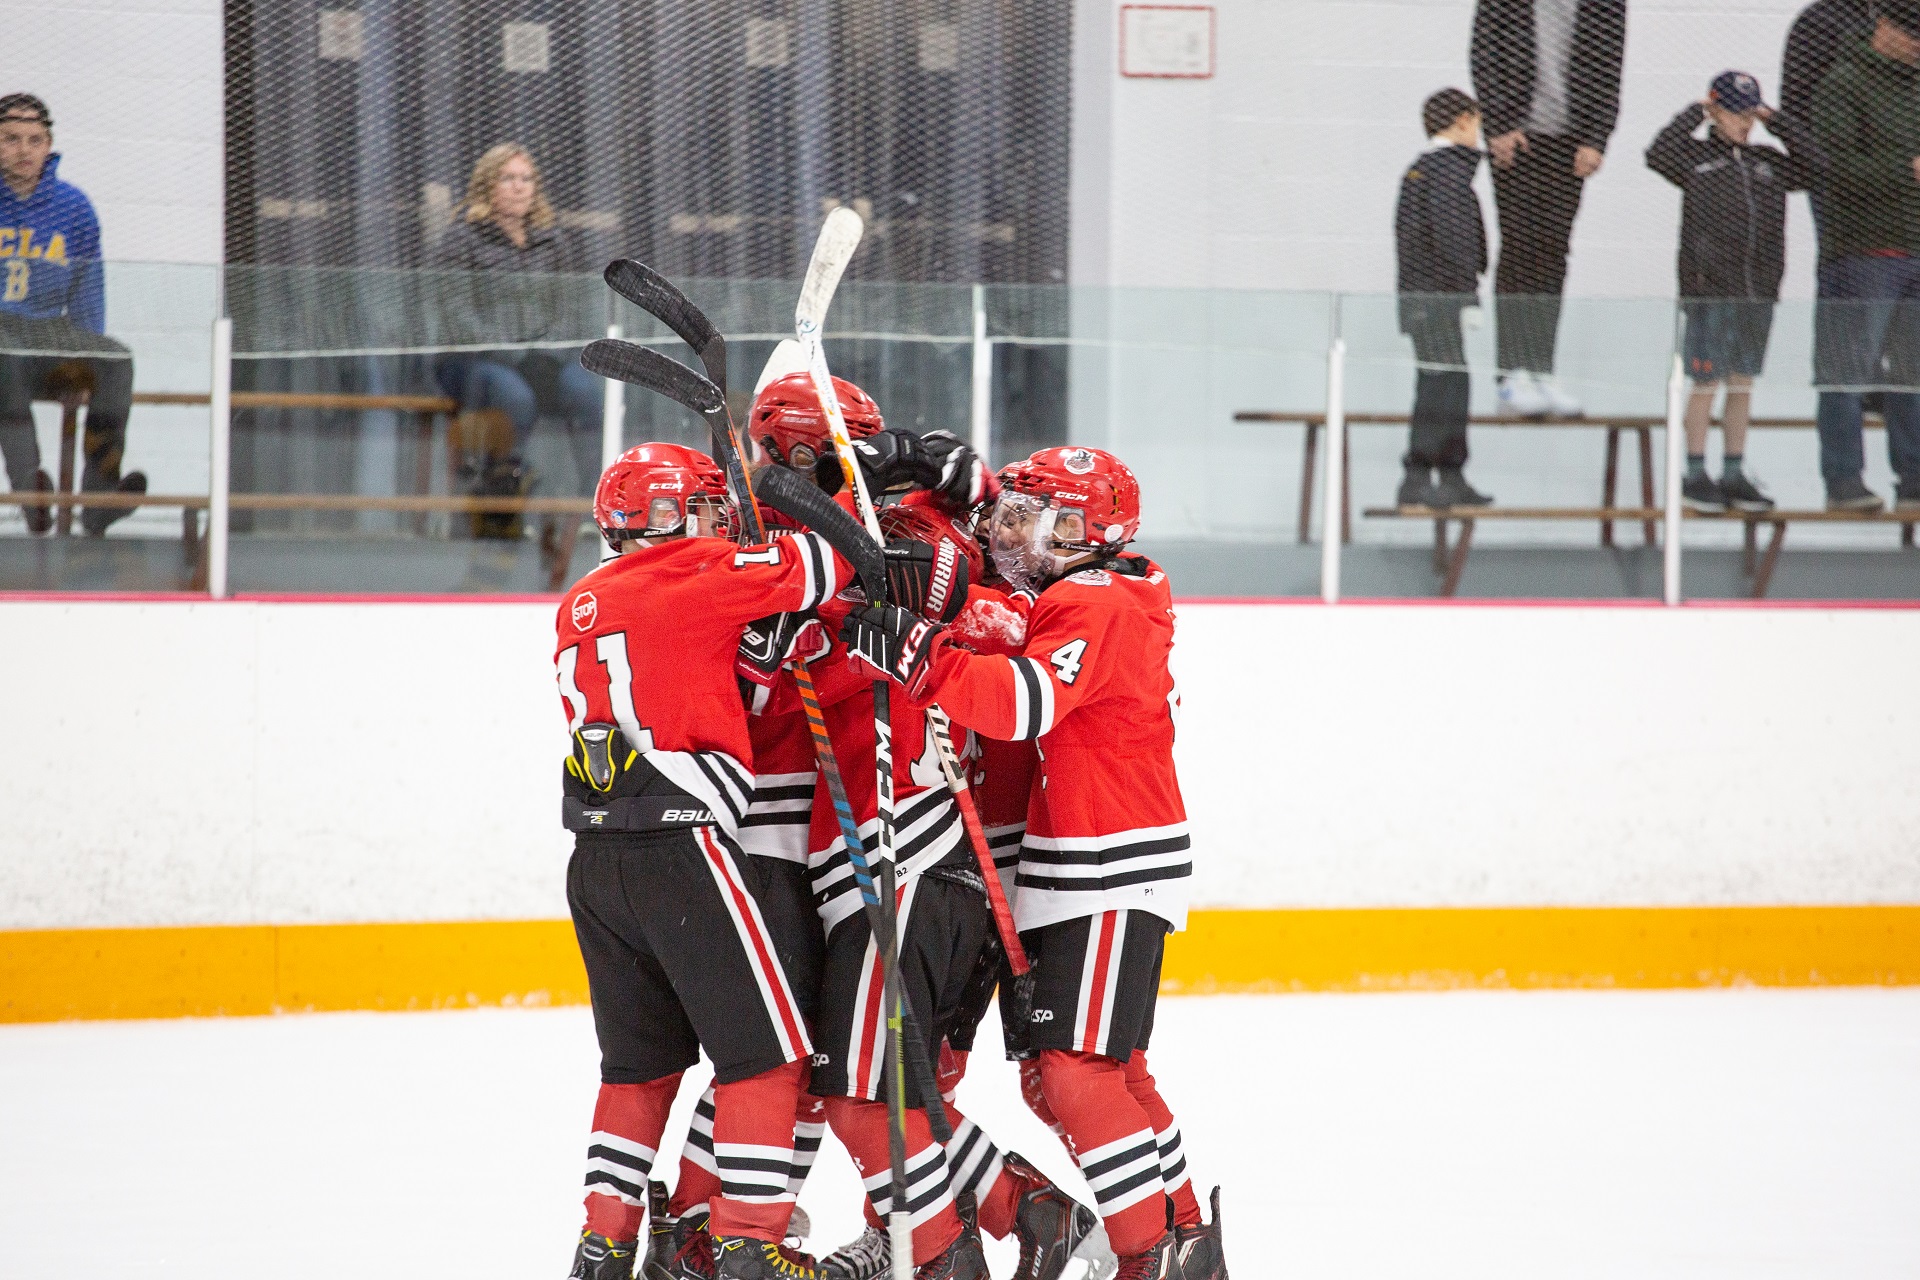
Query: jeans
xmin=0 ymin=315 xmax=135 ymax=496
xmin=1812 ymin=254 xmax=1920 ymax=485
xmin=1401 ymin=295 xmax=1472 ymax=468
xmin=434 ymin=350 xmax=602 ymax=461
xmin=1491 ymin=134 xmax=1587 ymax=374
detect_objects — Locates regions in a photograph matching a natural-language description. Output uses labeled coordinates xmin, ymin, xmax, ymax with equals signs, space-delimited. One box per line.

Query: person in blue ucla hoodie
xmin=1 ymin=94 xmax=142 ymax=535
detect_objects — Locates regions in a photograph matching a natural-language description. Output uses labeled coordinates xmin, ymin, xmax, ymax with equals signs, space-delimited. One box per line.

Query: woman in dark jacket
xmin=431 ymin=143 xmax=602 ymax=531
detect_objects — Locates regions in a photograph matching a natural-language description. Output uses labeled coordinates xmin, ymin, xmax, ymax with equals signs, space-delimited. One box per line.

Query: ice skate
xmin=713 ymin=1234 xmax=821 ymax=1280
xmin=1173 ymin=1188 xmax=1225 ymax=1280
xmin=572 ymin=1229 xmax=641 ymax=1280
xmin=1111 ymin=1231 xmax=1182 ymax=1280
xmin=1004 ymin=1152 xmax=1113 ymax=1280
xmin=644 ymin=1183 xmax=717 ymax=1280
xmin=819 ymin=1224 xmax=889 ymax=1280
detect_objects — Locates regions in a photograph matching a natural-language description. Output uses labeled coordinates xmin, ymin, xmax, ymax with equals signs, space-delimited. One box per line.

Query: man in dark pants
xmin=1810 ymin=1 xmax=1920 ymax=510
xmin=1471 ymin=0 xmax=1627 ymax=420
xmin=0 ymin=94 xmax=143 ymax=535
xmin=1395 ymin=88 xmax=1494 ymax=508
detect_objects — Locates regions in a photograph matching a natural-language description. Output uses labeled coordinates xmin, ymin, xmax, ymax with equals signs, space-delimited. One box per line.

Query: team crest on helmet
xmin=1067 ymin=568 xmax=1112 ymax=586
xmin=572 ymin=592 xmax=598 ymax=632
xmin=608 ymin=509 xmax=629 ymax=527
xmin=1061 ymin=448 xmax=1097 ymax=475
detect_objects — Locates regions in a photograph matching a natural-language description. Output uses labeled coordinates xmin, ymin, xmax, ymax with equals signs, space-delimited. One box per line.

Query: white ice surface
xmin=3 ymin=990 xmax=1917 ymax=1279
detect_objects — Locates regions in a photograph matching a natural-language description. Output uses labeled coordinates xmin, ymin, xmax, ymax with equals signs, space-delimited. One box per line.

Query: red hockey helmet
xmin=593 ymin=442 xmax=732 ymax=547
xmin=988 ymin=446 xmax=1141 ymax=590
xmin=882 ymin=497 xmax=987 ymax=589
xmin=748 ymin=371 xmax=883 ymax=470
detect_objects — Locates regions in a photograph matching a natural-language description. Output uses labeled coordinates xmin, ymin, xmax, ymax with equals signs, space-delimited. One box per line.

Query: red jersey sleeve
xmin=913 ymin=585 xmax=1113 ymax=741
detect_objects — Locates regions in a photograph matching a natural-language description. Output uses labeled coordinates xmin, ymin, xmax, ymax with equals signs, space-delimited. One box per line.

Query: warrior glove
xmin=880 ymin=536 xmax=971 ymax=623
xmin=736 ymin=610 xmax=832 ymax=688
xmin=841 ymin=604 xmax=944 ymax=699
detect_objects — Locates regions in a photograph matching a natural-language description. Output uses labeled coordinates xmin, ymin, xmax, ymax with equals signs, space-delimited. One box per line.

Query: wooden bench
xmin=1234 ymin=410 xmax=1886 ymax=549
xmin=1358 ymin=504 xmax=1920 ymax=598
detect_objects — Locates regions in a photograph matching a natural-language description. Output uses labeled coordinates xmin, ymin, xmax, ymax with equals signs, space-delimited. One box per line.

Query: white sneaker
xmin=1497 ymin=370 xmax=1551 ymax=418
xmin=1535 ymin=373 xmax=1585 ymax=418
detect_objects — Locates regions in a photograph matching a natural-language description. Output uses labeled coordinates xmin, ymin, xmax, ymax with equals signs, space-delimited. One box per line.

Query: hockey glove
xmin=916 ymin=430 xmax=998 ymax=508
xmin=881 ymin=536 xmax=971 ymax=623
xmin=841 ymin=603 xmax=944 ymax=698
xmin=736 ymin=610 xmax=832 ymax=689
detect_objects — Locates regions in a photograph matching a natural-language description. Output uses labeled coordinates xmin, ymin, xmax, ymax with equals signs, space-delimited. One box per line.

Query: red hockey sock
xmin=824 ymin=1095 xmax=964 ymax=1263
xmin=1039 ymin=1050 xmax=1168 ymax=1256
xmin=1123 ymin=1051 xmax=1200 ymax=1230
xmin=582 ymin=1074 xmax=682 ymax=1242
xmin=708 ymin=1059 xmax=807 ymax=1241
xmin=668 ymin=1082 xmax=722 ymax=1219
xmin=1019 ymin=1057 xmax=1066 ymax=1139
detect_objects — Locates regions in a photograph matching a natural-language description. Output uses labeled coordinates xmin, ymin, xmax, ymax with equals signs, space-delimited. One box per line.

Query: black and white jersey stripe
xmin=639 ymin=746 xmax=754 ymax=841
xmin=738 ymin=769 xmax=816 ymax=863
xmin=1016 ymin=822 xmax=1192 ymax=895
xmin=809 ymin=788 xmax=965 ymax=929
xmin=783 ymin=531 xmax=838 ymax=611
xmin=1006 ymin=656 xmax=1057 ymax=741
xmin=985 ymin=821 xmax=1024 ymax=900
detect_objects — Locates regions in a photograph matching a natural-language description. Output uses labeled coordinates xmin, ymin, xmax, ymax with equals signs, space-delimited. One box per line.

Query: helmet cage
xmin=988 ymin=492 xmax=1100 ymax=592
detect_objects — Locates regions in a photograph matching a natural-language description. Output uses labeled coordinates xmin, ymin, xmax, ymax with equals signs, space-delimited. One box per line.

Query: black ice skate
xmin=1111 ymin=1231 xmax=1182 ymax=1280
xmin=819 ymin=1224 xmax=889 ymax=1280
xmin=572 ymin=1229 xmax=641 ymax=1280
xmin=911 ymin=1195 xmax=988 ymax=1280
xmin=1004 ymin=1152 xmax=1113 ymax=1280
xmin=644 ymin=1182 xmax=717 ymax=1280
xmin=1174 ymin=1188 xmax=1226 ymax=1280
xmin=713 ymin=1234 xmax=822 ymax=1280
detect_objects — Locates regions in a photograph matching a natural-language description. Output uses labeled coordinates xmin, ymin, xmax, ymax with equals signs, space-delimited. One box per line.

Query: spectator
xmin=430 ymin=142 xmax=602 ymax=542
xmin=1782 ymin=0 xmax=1871 ymax=132
xmin=1646 ymin=71 xmax=1822 ymax=513
xmin=1809 ymin=2 xmax=1920 ymax=510
xmin=0 ymin=93 xmax=144 ymax=536
xmin=1471 ymin=0 xmax=1627 ymax=419
xmin=1395 ymin=88 xmax=1494 ymax=509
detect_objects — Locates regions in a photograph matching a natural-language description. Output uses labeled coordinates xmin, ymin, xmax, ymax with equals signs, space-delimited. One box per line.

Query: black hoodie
xmin=1645 ymin=104 xmax=1824 ymax=300
xmin=1395 ymin=143 xmax=1488 ymax=297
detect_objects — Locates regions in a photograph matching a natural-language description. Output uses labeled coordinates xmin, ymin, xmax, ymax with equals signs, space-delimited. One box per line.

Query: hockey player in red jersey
xmin=558 ymin=442 xmax=856 ymax=1280
xmin=839 ymin=446 xmax=1227 ymax=1280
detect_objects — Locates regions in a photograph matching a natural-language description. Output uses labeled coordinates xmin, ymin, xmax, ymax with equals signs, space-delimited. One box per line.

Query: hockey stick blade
xmin=603 ymin=260 xmax=728 ymax=395
xmin=580 ymin=339 xmax=722 ymax=417
xmin=753 ymin=338 xmax=809 ymax=396
xmin=796 ymin=207 xmax=864 ymax=335
xmin=752 ymin=466 xmax=886 ymax=602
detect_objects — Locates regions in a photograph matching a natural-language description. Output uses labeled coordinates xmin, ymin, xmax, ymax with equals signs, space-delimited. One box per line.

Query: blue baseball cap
xmin=1709 ymin=71 xmax=1765 ymax=114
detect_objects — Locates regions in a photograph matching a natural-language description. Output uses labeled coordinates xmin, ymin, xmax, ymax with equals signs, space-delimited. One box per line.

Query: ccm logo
xmin=1029 ymin=1008 xmax=1055 ymax=1023
xmin=571 ymin=592 xmax=598 ymax=632
xmin=663 ymin=809 xmax=713 ymax=822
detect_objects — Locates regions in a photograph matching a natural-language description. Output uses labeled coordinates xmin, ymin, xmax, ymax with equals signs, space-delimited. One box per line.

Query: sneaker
xmin=1535 ymin=373 xmax=1585 ymax=418
xmin=81 ymin=470 xmax=146 ymax=537
xmin=1826 ymin=477 xmax=1884 ymax=512
xmin=1719 ymin=473 xmax=1775 ymax=512
xmin=1496 ymin=371 xmax=1551 ymax=419
xmin=819 ymin=1224 xmax=888 ymax=1280
xmin=1111 ymin=1232 xmax=1181 ymax=1280
xmin=1395 ymin=467 xmax=1440 ymax=509
xmin=1004 ymin=1153 xmax=1110 ymax=1280
xmin=1173 ymin=1188 xmax=1226 ymax=1280
xmin=23 ymin=468 xmax=54 ymax=535
xmin=1431 ymin=468 xmax=1493 ymax=508
xmin=573 ymin=1230 xmax=643 ymax=1280
xmin=1682 ymin=474 xmax=1728 ymax=513
xmin=714 ymin=1235 xmax=820 ymax=1280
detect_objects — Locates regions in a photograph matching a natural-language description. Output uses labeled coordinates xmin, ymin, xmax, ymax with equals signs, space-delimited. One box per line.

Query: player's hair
xmin=460 ymin=141 xmax=555 ymax=229
xmin=1421 ymin=88 xmax=1479 ymax=138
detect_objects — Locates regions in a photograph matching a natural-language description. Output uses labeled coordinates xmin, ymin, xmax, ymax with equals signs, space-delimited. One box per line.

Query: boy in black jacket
xmin=1646 ymin=71 xmax=1822 ymax=511
xmin=1395 ymin=88 xmax=1493 ymax=508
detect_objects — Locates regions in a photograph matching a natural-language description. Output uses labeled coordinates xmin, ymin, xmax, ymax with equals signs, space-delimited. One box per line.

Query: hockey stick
xmin=925 ymin=709 xmax=1032 ymax=991
xmin=754 ymin=338 xmax=809 ymax=395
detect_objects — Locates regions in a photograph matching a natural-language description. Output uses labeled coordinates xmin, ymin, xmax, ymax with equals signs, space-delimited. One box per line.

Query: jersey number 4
xmin=1048 ymin=638 xmax=1088 ymax=685
xmin=557 ymin=632 xmax=658 ymax=750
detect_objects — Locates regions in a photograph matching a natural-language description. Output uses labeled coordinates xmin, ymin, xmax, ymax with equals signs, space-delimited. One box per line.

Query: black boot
xmin=1174 ymin=1188 xmax=1225 ymax=1280
xmin=1396 ymin=460 xmax=1439 ymax=509
xmin=1004 ymin=1153 xmax=1108 ymax=1280
xmin=474 ymin=456 xmax=530 ymax=540
xmin=81 ymin=470 xmax=146 ymax=536
xmin=572 ymin=1230 xmax=642 ymax=1280
xmin=713 ymin=1235 xmax=821 ymax=1280
xmin=1431 ymin=467 xmax=1492 ymax=508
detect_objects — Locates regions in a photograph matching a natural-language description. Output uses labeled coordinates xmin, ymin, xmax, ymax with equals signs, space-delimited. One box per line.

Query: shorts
xmin=1683 ymin=299 xmax=1775 ymax=381
xmin=568 ymin=826 xmax=814 ymax=1086
xmin=1021 ymin=909 xmax=1169 ymax=1061
xmin=809 ymin=871 xmax=994 ymax=1106
xmin=752 ymin=855 xmax=827 ymax=1023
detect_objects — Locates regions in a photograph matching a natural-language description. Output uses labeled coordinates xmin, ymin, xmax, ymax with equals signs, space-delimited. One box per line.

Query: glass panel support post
xmin=1663 ymin=351 xmax=1684 ymax=606
xmin=1321 ymin=336 xmax=1346 ymax=604
xmin=600 ymin=323 xmax=625 ymax=473
xmin=970 ymin=284 xmax=992 ymax=464
xmin=207 ymin=316 xmax=232 ymax=600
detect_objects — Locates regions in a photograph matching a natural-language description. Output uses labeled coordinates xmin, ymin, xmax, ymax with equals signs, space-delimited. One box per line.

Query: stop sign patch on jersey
xmin=571 ymin=591 xmax=598 ymax=632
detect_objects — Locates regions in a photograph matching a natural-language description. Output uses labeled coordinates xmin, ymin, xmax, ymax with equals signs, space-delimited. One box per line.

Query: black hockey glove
xmin=881 ymin=537 xmax=971 ymax=623
xmin=841 ymin=603 xmax=945 ymax=698
xmin=916 ymin=430 xmax=998 ymax=508
xmin=736 ymin=610 xmax=832 ymax=689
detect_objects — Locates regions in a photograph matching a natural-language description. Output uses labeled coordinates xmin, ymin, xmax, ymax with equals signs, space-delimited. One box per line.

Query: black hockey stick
xmin=755 ymin=466 xmax=952 ymax=1145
